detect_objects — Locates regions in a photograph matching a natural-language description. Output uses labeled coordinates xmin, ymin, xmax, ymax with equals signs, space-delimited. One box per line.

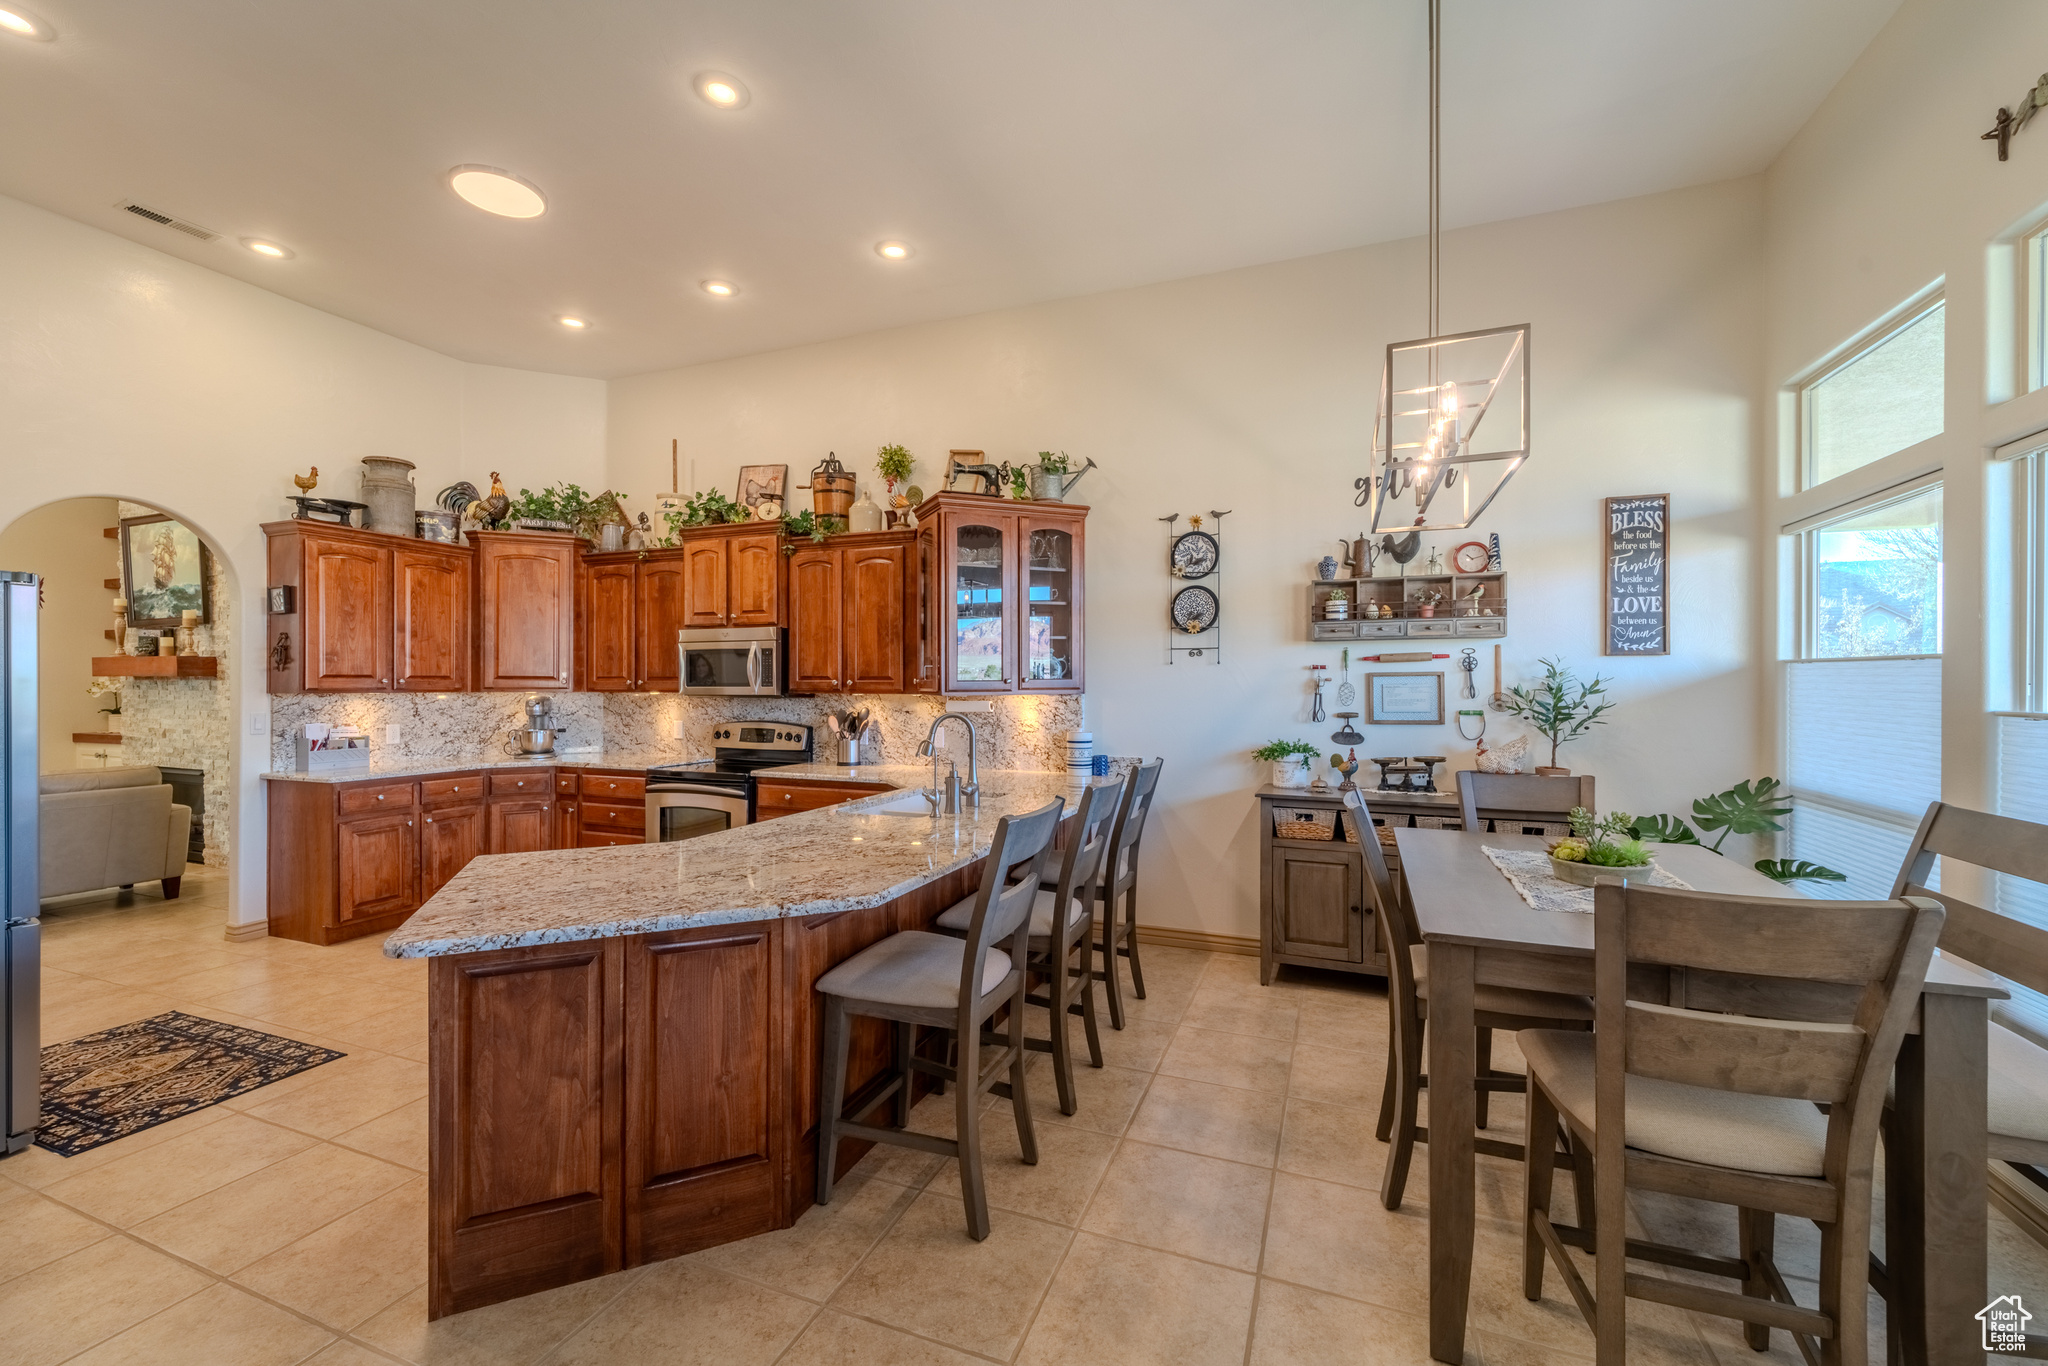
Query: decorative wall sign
xmin=1603 ymin=493 xmax=1669 ymax=656
xmin=1367 ymin=672 xmax=1445 ymax=725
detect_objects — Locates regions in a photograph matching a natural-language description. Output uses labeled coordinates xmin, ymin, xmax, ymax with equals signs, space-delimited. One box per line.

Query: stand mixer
xmin=504 ymin=695 xmax=563 ymax=755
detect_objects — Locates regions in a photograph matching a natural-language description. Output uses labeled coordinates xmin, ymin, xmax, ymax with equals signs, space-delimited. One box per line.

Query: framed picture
xmin=1367 ymin=672 xmax=1444 ymax=725
xmin=735 ymin=465 xmax=788 ymax=511
xmin=120 ymin=515 xmax=213 ymax=629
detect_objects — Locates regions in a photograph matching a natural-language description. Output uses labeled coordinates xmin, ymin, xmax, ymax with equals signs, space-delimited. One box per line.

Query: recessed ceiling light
xmin=701 ymin=280 xmax=737 ymax=297
xmin=0 ymin=5 xmax=54 ymax=40
xmin=446 ymin=165 xmax=547 ymax=219
xmin=693 ymin=72 xmax=750 ymax=109
xmin=558 ymin=316 xmax=588 ymax=329
xmin=241 ymin=238 xmax=294 ymax=260
xmin=875 ymin=240 xmax=914 ymax=261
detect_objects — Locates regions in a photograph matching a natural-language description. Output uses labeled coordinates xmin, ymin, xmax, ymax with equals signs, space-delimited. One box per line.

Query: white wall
xmin=0 ymin=191 xmax=607 ymax=928
xmin=0 ymin=498 xmax=120 ymax=761
xmin=608 ymin=178 xmax=1767 ymax=941
xmin=1761 ymin=0 xmax=2048 ymax=867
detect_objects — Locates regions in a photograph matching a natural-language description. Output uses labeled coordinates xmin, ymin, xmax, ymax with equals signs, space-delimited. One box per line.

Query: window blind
xmin=1995 ymin=716 xmax=2048 ymax=1042
xmin=1785 ymin=658 xmax=1940 ymax=900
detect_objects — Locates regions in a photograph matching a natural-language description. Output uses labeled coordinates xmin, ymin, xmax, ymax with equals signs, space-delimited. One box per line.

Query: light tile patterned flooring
xmin=6 ymin=867 xmax=2048 ymax=1364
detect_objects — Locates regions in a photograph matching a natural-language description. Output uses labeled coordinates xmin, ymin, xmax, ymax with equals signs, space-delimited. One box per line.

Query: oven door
xmin=645 ymin=784 xmax=751 ymax=843
xmin=678 ymin=628 xmax=784 ymax=696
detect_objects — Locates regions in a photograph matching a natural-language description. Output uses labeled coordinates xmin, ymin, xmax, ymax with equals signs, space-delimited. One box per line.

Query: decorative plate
xmin=1170 ymin=584 xmax=1219 ymax=633
xmin=1170 ymin=530 xmax=1220 ymax=578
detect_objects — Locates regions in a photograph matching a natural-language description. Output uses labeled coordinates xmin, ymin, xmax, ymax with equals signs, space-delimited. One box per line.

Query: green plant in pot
xmin=510 ymin=482 xmax=615 ymax=542
xmin=1630 ymin=776 xmax=1847 ymax=885
xmin=1253 ymin=739 xmax=1321 ymax=788
xmin=1498 ymin=657 xmax=1614 ymax=775
xmin=1548 ymin=807 xmax=1652 ymax=885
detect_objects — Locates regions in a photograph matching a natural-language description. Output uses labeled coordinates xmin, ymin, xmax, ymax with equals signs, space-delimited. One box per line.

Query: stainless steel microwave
xmin=678 ymin=626 xmax=785 ymax=696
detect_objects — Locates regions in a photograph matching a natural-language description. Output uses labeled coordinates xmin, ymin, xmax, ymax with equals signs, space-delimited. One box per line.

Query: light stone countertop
xmin=382 ymin=768 xmax=1116 ymax=959
xmin=754 ymin=763 xmax=942 ymax=786
xmin=260 ymin=749 xmax=702 ymax=783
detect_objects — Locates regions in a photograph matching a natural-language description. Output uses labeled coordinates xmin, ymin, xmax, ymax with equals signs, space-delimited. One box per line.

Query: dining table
xmin=1394 ymin=827 xmax=2006 ymax=1366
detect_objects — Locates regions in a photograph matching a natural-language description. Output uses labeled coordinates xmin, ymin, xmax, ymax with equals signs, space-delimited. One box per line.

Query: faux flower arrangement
xmin=1548 ymin=806 xmax=1651 ymax=883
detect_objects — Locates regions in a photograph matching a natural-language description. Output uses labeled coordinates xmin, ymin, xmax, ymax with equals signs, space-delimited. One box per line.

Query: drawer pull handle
xmin=376 ymin=794 xmax=385 ymax=801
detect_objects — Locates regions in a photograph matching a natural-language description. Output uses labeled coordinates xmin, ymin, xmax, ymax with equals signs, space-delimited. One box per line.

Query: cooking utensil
xmin=1309 ymin=665 xmax=1327 ymax=723
xmin=1356 ymin=651 xmax=1449 ymax=663
xmin=1336 ymin=648 xmax=1355 ymax=708
xmin=1331 ymin=711 xmax=1364 ymax=745
xmin=1487 ymin=643 xmax=1510 ymax=712
xmin=1458 ymin=648 xmax=1477 ymax=698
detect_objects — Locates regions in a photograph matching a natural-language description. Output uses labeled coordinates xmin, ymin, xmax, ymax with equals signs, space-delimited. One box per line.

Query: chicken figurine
xmin=434 ymin=472 xmax=513 ymax=530
xmin=292 ymin=466 xmax=318 ymax=494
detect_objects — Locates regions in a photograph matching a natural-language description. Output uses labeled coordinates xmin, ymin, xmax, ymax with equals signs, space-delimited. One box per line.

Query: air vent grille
xmin=118 ymin=200 xmax=221 ymax=242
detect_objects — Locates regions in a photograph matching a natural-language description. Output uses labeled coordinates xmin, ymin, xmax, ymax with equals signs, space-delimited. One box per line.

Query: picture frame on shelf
xmin=119 ymin=515 xmax=213 ymax=630
xmin=1367 ymin=671 xmax=1444 ymax=725
xmin=734 ymin=465 xmax=788 ymax=513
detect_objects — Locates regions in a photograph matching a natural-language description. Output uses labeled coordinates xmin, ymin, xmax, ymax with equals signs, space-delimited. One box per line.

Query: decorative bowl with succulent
xmin=1547 ymin=806 xmax=1652 ymax=886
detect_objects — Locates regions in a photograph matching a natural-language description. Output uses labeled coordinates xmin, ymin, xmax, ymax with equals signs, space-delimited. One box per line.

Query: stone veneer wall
xmin=601 ymin=692 xmax=1084 ymax=771
xmin=269 ymin=692 xmax=607 ymax=771
xmin=112 ymin=502 xmax=233 ymax=866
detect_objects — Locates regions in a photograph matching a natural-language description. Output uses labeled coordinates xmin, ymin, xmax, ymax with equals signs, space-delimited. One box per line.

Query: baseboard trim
xmin=1990 ymin=1161 xmax=2048 ymax=1252
xmin=1134 ymin=925 xmax=1259 ymax=958
xmin=222 ymin=921 xmax=268 ymax=943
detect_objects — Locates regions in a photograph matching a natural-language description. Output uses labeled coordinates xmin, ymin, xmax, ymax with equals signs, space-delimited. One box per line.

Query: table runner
xmin=1481 ymin=845 xmax=1692 ymax=914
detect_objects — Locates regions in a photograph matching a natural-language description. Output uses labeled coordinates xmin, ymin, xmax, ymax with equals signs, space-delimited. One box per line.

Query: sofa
xmin=40 ymin=766 xmax=192 ymax=900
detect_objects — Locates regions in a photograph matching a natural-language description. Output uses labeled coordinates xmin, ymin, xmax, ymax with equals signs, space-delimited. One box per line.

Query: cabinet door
xmin=303 ymin=534 xmax=394 ymax=691
xmin=420 ymin=804 xmax=484 ymax=902
xmin=727 ymin=533 xmax=782 ymax=627
xmin=786 ymin=546 xmax=842 ymax=694
xmin=488 ymin=797 xmax=555 ymax=854
xmin=844 ymin=541 xmax=907 ymax=693
xmin=681 ymin=540 xmax=729 ymax=627
xmin=337 ymin=811 xmax=418 ymax=923
xmin=1018 ymin=516 xmax=1081 ymax=693
xmin=555 ymin=800 xmax=580 ymax=851
xmin=1271 ymin=845 xmax=1365 ymax=963
xmin=910 ymin=524 xmax=941 ymax=692
xmin=635 ymin=560 xmax=688 ymax=691
xmin=393 ymin=547 xmax=470 ymax=692
xmin=477 ymin=537 xmax=574 ymax=690
xmin=946 ymin=515 xmax=1016 ymax=691
xmin=585 ymin=562 xmax=636 ymax=692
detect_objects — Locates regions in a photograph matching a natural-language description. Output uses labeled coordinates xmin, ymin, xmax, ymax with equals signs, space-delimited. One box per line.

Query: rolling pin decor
xmin=1356 ymin=651 xmax=1449 ymax=662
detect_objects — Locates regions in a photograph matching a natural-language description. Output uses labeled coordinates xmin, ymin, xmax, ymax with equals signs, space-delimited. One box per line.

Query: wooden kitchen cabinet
xmin=576 ymin=549 xmax=691 ymax=692
xmin=636 ymin=558 xmax=688 ymax=691
xmin=677 ymin=524 xmax=784 ymax=628
xmin=753 ymin=777 xmax=894 ymax=819
xmin=338 ymin=810 xmax=420 ymax=923
xmin=786 ymin=532 xmax=913 ymax=695
xmin=394 ymin=542 xmax=472 ymax=692
xmin=265 ymin=521 xmax=473 ymax=695
xmin=911 ymin=492 xmax=1087 ymax=695
xmin=728 ymin=533 xmax=781 ymax=626
xmin=1254 ymin=788 xmax=1389 ymax=984
xmin=580 ymin=558 xmax=637 ymax=692
xmin=488 ymin=798 xmax=554 ymax=854
xmin=421 ymin=804 xmax=485 ymax=902
xmin=471 ymin=530 xmax=577 ymax=691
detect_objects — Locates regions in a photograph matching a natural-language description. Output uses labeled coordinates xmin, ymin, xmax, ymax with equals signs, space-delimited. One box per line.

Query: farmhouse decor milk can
xmin=359 ymin=457 xmax=418 ymax=535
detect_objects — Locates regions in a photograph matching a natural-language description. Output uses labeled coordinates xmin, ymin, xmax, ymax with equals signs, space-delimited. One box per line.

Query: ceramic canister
xmin=1065 ymin=731 xmax=1093 ymax=777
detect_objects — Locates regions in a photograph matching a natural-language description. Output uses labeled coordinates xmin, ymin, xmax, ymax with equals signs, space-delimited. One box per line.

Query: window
xmin=1801 ymin=299 xmax=1944 ymax=486
xmin=1804 ymin=485 xmax=1943 ymax=659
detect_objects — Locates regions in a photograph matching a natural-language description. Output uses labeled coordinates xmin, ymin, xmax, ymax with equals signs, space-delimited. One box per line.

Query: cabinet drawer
xmin=1453 ymin=618 xmax=1505 ymax=636
xmin=578 ymin=830 xmax=645 ymax=848
xmin=421 ymin=774 xmax=484 ymax=807
xmin=489 ymin=771 xmax=551 ymax=796
xmin=1309 ymin=621 xmax=1359 ymax=640
xmin=582 ymin=802 xmax=645 ymax=834
xmin=554 ymin=772 xmax=577 ymax=795
xmin=1358 ymin=620 xmax=1408 ymax=637
xmin=338 ymin=782 xmax=416 ymax=815
xmin=755 ymin=779 xmax=893 ymax=818
xmin=579 ymin=773 xmax=646 ymax=802
xmin=1406 ymin=620 xmax=1455 ymax=637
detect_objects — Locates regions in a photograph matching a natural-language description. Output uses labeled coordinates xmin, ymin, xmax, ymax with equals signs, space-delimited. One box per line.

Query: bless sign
xmin=1603 ymin=493 xmax=1669 ymax=656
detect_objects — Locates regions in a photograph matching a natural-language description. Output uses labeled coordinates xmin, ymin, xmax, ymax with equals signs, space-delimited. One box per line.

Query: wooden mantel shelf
xmin=72 ymin=732 xmax=124 ymax=745
xmin=91 ymin=656 xmax=219 ymax=679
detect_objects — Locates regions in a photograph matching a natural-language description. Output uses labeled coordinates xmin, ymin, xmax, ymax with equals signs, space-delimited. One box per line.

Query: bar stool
xmin=1348 ymin=787 xmax=1594 ymax=1212
xmin=936 ymin=771 xmax=1127 ymax=1115
xmin=815 ymin=797 xmax=1065 ymax=1240
xmin=1084 ymin=758 xmax=1162 ymax=1030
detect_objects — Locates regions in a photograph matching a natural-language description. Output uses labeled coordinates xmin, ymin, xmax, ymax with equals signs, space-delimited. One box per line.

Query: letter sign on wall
xmin=1603 ymin=493 xmax=1669 ymax=656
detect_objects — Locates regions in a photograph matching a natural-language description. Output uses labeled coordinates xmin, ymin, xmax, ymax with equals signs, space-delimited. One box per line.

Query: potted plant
xmin=1499 ymin=656 xmax=1614 ymax=775
xmin=1028 ymin=450 xmax=1072 ymax=500
xmin=87 ymin=678 xmax=121 ymax=732
xmin=876 ymin=444 xmax=914 ymax=502
xmin=510 ymin=483 xmax=613 ymax=541
xmin=1547 ymin=806 xmax=1652 ymax=885
xmin=1254 ymin=739 xmax=1322 ymax=788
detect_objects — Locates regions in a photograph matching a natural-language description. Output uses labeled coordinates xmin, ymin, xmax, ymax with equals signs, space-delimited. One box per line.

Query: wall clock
xmin=1170 ymin=529 xmax=1220 ymax=578
xmin=1453 ymin=540 xmax=1491 ymax=574
xmin=1170 ymin=584 xmax=1219 ymax=633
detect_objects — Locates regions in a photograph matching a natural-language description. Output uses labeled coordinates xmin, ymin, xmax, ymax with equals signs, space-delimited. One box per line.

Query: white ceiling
xmin=0 ymin=0 xmax=1900 ymax=379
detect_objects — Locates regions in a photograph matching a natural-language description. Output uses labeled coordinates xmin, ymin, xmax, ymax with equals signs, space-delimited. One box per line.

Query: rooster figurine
xmin=434 ymin=473 xmax=513 ymax=530
xmin=292 ymin=466 xmax=318 ymax=494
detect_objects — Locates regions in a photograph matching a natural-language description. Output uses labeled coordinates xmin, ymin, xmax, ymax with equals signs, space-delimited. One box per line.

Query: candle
xmin=181 ymin=609 xmax=199 ymax=625
xmin=112 ymin=597 xmax=127 ymax=611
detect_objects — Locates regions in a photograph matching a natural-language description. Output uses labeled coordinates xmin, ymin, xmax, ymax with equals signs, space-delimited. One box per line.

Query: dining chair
xmin=1346 ymin=788 xmax=1594 ymax=1212
xmin=1080 ymin=758 xmax=1162 ymax=1030
xmin=1519 ymin=879 xmax=1943 ymax=1365
xmin=935 ymin=771 xmax=1127 ymax=1114
xmin=815 ymin=796 xmax=1065 ymax=1240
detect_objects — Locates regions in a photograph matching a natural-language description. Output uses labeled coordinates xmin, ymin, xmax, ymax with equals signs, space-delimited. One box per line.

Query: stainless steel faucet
xmin=919 ymin=713 xmax=980 ymax=812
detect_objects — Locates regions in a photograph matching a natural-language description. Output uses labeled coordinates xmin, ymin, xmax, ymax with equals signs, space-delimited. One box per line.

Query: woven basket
xmin=1273 ymin=809 xmax=1337 ymax=842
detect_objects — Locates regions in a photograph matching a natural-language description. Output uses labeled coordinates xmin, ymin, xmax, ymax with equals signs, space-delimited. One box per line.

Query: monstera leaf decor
xmin=1630 ymin=777 xmax=1844 ymax=885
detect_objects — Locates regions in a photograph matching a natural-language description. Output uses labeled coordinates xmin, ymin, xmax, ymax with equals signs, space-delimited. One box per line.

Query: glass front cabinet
xmin=914 ymin=492 xmax=1086 ymax=695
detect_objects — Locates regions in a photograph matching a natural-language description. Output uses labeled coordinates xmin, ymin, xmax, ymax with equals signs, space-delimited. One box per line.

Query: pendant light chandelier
xmin=1362 ymin=0 xmax=1529 ymax=534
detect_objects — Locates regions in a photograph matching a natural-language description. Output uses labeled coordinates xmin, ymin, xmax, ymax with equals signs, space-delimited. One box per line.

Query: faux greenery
xmin=1629 ymin=776 xmax=1846 ymax=884
xmin=876 ymin=445 xmax=914 ymax=486
xmin=1499 ymin=657 xmax=1614 ymax=769
xmin=1009 ymin=464 xmax=1029 ymax=498
xmin=658 ymin=489 xmax=752 ymax=544
xmin=1037 ymin=450 xmax=1071 ymax=474
xmin=1550 ymin=806 xmax=1652 ymax=868
xmin=779 ymin=510 xmax=846 ymax=549
xmin=1253 ymin=739 xmax=1322 ymax=763
xmin=511 ymin=482 xmax=613 ymax=541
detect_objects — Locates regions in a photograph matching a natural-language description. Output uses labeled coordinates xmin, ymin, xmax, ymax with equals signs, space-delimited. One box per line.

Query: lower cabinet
xmin=337 ymin=812 xmax=420 ymax=924
xmin=421 ymin=805 xmax=485 ymax=902
xmin=753 ymin=778 xmax=894 ymax=820
xmin=486 ymin=797 xmax=554 ymax=854
xmin=1256 ymin=791 xmax=1386 ymax=983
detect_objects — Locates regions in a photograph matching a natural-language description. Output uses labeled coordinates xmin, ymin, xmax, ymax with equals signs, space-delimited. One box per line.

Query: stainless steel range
xmin=644 ymin=721 xmax=814 ymax=843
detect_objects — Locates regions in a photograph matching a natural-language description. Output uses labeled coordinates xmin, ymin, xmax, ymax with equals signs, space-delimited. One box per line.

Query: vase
xmin=1317 ymin=556 xmax=1338 ymax=581
xmin=847 ymin=489 xmax=885 ymax=533
xmin=1270 ymin=758 xmax=1310 ymax=788
xmin=359 ymin=456 xmax=417 ymax=536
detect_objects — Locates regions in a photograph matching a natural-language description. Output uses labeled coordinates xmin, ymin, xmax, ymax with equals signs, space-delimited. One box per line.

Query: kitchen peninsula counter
xmin=397 ymin=768 xmax=1113 ymax=1319
xmin=260 ymin=748 xmax=692 ymax=784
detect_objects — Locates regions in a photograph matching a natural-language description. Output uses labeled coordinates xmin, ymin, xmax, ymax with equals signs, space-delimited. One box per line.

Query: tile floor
xmin=5 ymin=868 xmax=2048 ymax=1364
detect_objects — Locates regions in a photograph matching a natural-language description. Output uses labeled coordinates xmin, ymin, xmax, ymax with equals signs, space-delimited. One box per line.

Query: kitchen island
xmin=384 ymin=768 xmax=1109 ymax=1319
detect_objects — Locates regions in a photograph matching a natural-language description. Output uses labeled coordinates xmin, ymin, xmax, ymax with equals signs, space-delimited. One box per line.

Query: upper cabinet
xmin=786 ymin=531 xmax=913 ymax=695
xmin=576 ymin=550 xmax=689 ymax=692
xmin=395 ymin=544 xmax=471 ymax=692
xmin=265 ymin=521 xmax=459 ymax=695
xmin=914 ymin=493 xmax=1086 ymax=695
xmin=678 ymin=524 xmax=782 ymax=627
xmin=470 ymin=531 xmax=577 ymax=691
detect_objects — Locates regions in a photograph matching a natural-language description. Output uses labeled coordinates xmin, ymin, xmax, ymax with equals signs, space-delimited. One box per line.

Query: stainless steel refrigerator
xmin=2 ymin=571 xmax=38 ymax=1155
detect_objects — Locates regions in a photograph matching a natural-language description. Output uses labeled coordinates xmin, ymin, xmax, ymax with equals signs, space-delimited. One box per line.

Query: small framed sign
xmin=1603 ymin=493 xmax=1669 ymax=655
xmin=1367 ymin=672 xmax=1445 ymax=725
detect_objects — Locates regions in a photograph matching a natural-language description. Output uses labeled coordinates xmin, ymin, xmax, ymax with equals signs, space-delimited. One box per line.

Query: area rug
xmin=34 ymin=1011 xmax=345 ymax=1157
